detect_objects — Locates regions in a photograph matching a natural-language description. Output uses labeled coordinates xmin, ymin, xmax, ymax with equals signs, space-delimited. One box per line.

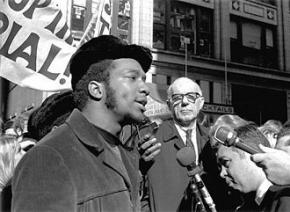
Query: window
xmin=117 ymin=0 xmax=132 ymax=42
xmin=200 ymin=80 xmax=210 ymax=102
xmin=153 ymin=0 xmax=213 ymax=58
xmin=213 ymin=82 xmax=222 ymax=104
xmin=230 ymin=16 xmax=277 ymax=68
xmin=242 ymin=23 xmax=261 ymax=49
xmin=153 ymin=0 xmax=166 ymax=49
xmin=71 ymin=0 xmax=87 ymax=32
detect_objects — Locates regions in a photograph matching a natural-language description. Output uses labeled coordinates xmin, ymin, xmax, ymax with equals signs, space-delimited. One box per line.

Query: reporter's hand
xmin=138 ymin=133 xmax=161 ymax=162
xmin=251 ymin=144 xmax=290 ymax=185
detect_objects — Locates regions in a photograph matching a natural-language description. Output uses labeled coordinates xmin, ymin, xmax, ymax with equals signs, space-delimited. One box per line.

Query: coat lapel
xmin=196 ymin=123 xmax=209 ymax=155
xmin=163 ymin=120 xmax=186 ymax=150
xmin=103 ymin=149 xmax=132 ymax=189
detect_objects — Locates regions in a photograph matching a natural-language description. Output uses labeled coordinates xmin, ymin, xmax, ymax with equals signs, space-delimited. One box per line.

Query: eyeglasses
xmin=171 ymin=92 xmax=201 ymax=103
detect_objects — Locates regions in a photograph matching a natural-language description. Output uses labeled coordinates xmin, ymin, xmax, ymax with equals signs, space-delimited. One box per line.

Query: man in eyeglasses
xmin=141 ymin=77 xmax=231 ymax=212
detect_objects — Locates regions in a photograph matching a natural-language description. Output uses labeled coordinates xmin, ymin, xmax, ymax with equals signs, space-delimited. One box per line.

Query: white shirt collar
xmin=255 ymin=179 xmax=272 ymax=205
xmin=174 ymin=121 xmax=198 ymax=164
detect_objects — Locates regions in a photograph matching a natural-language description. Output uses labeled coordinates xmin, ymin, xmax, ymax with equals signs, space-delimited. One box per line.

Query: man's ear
xmin=166 ymin=99 xmax=171 ymax=109
xmin=197 ymin=97 xmax=205 ymax=111
xmin=88 ymin=81 xmax=104 ymax=100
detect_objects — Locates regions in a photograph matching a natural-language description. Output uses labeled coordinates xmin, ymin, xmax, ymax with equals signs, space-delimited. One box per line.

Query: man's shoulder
xmin=24 ymin=123 xmax=80 ymax=165
xmin=268 ymin=185 xmax=290 ymax=198
xmin=262 ymin=185 xmax=290 ymax=212
xmin=197 ymin=121 xmax=209 ymax=135
xmin=158 ymin=119 xmax=174 ymax=129
xmin=37 ymin=123 xmax=73 ymax=148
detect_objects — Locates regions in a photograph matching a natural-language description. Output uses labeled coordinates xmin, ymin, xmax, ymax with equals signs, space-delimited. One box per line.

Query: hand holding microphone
xmin=137 ymin=121 xmax=161 ymax=162
xmin=176 ymin=147 xmax=217 ymax=212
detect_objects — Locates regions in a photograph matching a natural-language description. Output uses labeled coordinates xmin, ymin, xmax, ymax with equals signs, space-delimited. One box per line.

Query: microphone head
xmin=214 ymin=126 xmax=237 ymax=146
xmin=176 ymin=147 xmax=196 ymax=167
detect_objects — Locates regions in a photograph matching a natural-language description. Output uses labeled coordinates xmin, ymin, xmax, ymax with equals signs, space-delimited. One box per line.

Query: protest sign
xmin=0 ymin=0 xmax=76 ymax=91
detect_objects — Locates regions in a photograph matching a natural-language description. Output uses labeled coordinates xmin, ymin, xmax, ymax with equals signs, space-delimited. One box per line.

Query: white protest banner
xmin=0 ymin=0 xmax=77 ymax=91
xmin=79 ymin=0 xmax=112 ymax=45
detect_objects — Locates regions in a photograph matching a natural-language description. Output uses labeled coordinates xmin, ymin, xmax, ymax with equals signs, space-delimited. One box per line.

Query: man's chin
xmin=123 ymin=113 xmax=146 ymax=125
xmin=228 ymin=183 xmax=242 ymax=192
xmin=178 ymin=117 xmax=195 ymax=126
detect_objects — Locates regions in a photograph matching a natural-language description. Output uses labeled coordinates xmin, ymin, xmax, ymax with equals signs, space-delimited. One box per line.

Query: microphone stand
xmin=188 ymin=166 xmax=217 ymax=212
xmin=189 ymin=178 xmax=207 ymax=212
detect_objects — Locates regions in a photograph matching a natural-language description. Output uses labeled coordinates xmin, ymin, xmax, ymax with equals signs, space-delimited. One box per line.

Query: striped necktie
xmin=186 ymin=129 xmax=194 ymax=147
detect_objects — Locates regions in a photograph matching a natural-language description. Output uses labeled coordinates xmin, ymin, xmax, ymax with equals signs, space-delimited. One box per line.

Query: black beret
xmin=69 ymin=35 xmax=152 ymax=90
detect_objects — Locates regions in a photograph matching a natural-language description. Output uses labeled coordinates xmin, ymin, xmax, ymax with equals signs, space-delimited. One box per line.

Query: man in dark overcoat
xmin=12 ymin=35 xmax=154 ymax=212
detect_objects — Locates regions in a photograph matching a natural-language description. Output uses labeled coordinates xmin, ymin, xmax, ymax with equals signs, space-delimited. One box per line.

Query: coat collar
xmin=66 ymin=109 xmax=105 ymax=153
xmin=162 ymin=119 xmax=209 ymax=151
xmin=162 ymin=119 xmax=185 ymax=150
xmin=163 ymin=119 xmax=179 ymax=142
xmin=66 ymin=109 xmax=133 ymax=188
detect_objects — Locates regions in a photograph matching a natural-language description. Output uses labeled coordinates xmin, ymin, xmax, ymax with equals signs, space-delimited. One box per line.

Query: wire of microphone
xmin=213 ymin=126 xmax=263 ymax=154
xmin=177 ymin=147 xmax=217 ymax=212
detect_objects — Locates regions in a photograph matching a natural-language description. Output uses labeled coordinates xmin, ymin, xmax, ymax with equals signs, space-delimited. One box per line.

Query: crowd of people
xmin=0 ymin=35 xmax=290 ymax=212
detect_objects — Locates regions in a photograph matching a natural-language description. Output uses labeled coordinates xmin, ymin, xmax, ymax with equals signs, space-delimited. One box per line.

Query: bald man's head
xmin=167 ymin=77 xmax=204 ymax=127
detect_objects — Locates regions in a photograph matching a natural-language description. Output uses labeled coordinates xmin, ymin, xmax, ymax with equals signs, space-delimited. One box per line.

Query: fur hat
xmin=69 ymin=35 xmax=152 ymax=90
xmin=27 ymin=90 xmax=74 ymax=141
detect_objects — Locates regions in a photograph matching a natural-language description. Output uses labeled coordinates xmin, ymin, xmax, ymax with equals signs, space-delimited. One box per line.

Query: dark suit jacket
xmin=262 ymin=185 xmax=290 ymax=212
xmin=12 ymin=109 xmax=141 ymax=212
xmin=144 ymin=119 xmax=222 ymax=212
xmin=237 ymin=186 xmax=290 ymax=212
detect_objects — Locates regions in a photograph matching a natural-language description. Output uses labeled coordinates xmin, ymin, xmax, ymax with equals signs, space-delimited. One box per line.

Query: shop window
xmin=230 ymin=17 xmax=277 ymax=68
xmin=153 ymin=0 xmax=213 ymax=58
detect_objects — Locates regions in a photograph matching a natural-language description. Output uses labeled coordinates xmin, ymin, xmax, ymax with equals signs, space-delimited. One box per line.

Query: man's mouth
xmin=136 ymin=99 xmax=147 ymax=112
xmin=225 ymin=178 xmax=236 ymax=187
xmin=180 ymin=110 xmax=192 ymax=114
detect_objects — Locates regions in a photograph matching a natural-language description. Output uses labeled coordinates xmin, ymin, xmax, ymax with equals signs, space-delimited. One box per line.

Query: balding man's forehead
xmin=172 ymin=80 xmax=201 ymax=94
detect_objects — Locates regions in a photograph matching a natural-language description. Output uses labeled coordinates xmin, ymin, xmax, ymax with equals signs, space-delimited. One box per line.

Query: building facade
xmin=148 ymin=0 xmax=290 ymax=124
xmin=1 ymin=0 xmax=290 ymax=126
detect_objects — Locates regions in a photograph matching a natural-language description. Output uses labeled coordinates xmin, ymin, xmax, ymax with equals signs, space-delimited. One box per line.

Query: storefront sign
xmin=202 ymin=103 xmax=234 ymax=114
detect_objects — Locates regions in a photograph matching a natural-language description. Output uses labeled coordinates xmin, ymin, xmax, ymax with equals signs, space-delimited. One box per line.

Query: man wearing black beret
xmin=12 ymin=35 xmax=159 ymax=212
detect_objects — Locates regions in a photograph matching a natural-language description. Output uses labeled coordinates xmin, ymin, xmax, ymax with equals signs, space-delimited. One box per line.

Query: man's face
xmin=168 ymin=79 xmax=203 ymax=127
xmin=106 ymin=58 xmax=149 ymax=124
xmin=217 ymin=145 xmax=263 ymax=193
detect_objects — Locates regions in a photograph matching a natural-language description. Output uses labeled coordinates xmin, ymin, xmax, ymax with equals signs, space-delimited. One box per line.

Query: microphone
xmin=214 ymin=126 xmax=262 ymax=154
xmin=122 ymin=120 xmax=159 ymax=149
xmin=177 ymin=147 xmax=217 ymax=212
xmin=136 ymin=121 xmax=159 ymax=142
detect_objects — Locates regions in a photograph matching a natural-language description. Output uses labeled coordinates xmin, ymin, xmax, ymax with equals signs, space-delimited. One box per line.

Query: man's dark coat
xmin=12 ymin=109 xmax=141 ymax=212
